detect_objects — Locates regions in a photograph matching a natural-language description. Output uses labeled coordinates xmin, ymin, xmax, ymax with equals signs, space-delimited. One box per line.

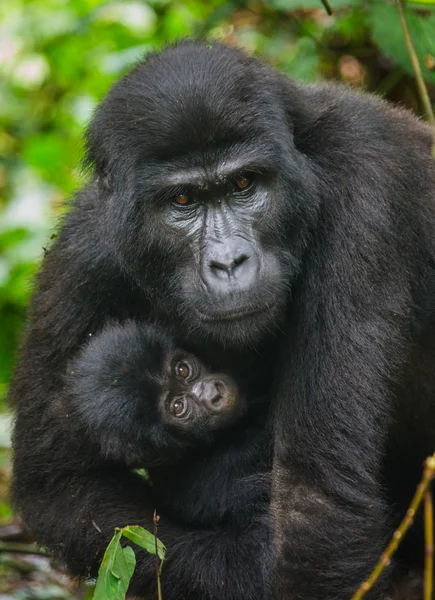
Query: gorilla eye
xmin=170 ymin=397 xmax=188 ymax=418
xmin=175 ymin=361 xmax=191 ymax=379
xmin=234 ymin=174 xmax=253 ymax=192
xmin=173 ymin=193 xmax=191 ymax=206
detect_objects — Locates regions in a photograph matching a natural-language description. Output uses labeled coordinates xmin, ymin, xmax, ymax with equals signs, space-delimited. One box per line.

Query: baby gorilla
xmin=65 ymin=321 xmax=246 ymax=466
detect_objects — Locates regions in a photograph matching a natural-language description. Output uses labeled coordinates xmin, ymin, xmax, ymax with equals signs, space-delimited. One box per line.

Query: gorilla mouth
xmin=196 ymin=305 xmax=270 ymax=322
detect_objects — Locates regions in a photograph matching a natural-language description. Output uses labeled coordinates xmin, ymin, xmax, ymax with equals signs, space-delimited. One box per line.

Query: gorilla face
xmin=149 ymin=161 xmax=294 ymax=345
xmin=86 ymin=41 xmax=320 ymax=345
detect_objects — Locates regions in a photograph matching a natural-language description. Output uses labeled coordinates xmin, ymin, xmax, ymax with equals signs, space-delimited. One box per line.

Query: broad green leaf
xmin=122 ymin=525 xmax=166 ymax=564
xmin=370 ymin=3 xmax=435 ymax=84
xmin=93 ymin=530 xmax=123 ymax=600
xmin=111 ymin=544 xmax=136 ymax=596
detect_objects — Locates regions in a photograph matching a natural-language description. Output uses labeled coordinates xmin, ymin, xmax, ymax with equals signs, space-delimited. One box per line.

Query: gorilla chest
xmin=149 ymin=416 xmax=271 ymax=527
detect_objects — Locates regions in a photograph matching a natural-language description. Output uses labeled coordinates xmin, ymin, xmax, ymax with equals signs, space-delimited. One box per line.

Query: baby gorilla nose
xmin=192 ymin=379 xmax=226 ymax=413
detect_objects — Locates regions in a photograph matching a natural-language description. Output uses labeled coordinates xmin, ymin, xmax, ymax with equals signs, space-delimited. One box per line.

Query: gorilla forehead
xmin=88 ymin=40 xmax=289 ymax=166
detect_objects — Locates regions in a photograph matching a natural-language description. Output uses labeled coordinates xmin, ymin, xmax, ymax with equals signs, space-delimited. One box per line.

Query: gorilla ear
xmin=83 ymin=137 xmax=113 ymax=193
xmin=83 ymin=109 xmax=111 ymax=181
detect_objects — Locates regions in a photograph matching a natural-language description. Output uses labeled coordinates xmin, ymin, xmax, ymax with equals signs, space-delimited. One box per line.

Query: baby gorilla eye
xmin=170 ymin=397 xmax=188 ymax=418
xmin=175 ymin=360 xmax=191 ymax=379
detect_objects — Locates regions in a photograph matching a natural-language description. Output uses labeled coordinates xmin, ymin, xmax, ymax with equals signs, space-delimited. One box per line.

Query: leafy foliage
xmin=93 ymin=526 xmax=166 ymax=600
xmin=0 ymin=0 xmax=435 ymax=595
xmin=370 ymin=2 xmax=435 ymax=85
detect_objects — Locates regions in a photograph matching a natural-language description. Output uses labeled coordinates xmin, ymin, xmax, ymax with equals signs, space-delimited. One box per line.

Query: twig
xmin=395 ymin=0 xmax=435 ymax=156
xmin=351 ymin=454 xmax=435 ymax=600
xmin=425 ymin=489 xmax=434 ymax=600
xmin=0 ymin=541 xmax=48 ymax=555
xmin=320 ymin=0 xmax=333 ymax=15
xmin=153 ymin=510 xmax=163 ymax=600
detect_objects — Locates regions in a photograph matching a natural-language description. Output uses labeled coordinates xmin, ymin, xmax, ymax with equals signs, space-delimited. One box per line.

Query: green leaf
xmin=0 ymin=228 xmax=30 ymax=249
xmin=281 ymin=37 xmax=319 ymax=83
xmin=122 ymin=525 xmax=166 ymax=564
xmin=93 ymin=530 xmax=124 ymax=600
xmin=112 ymin=545 xmax=136 ymax=593
xmin=23 ymin=134 xmax=68 ymax=172
xmin=93 ymin=528 xmax=144 ymax=600
xmin=370 ymin=3 xmax=435 ymax=84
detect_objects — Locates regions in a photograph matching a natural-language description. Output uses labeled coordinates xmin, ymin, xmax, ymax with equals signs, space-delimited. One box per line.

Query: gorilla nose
xmin=210 ymin=253 xmax=248 ymax=277
xmin=206 ymin=240 xmax=258 ymax=290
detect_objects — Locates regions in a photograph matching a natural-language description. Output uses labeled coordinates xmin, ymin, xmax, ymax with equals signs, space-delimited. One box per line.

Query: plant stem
xmin=320 ymin=0 xmax=333 ymax=15
xmin=395 ymin=0 xmax=435 ymax=156
xmin=0 ymin=541 xmax=48 ymax=555
xmin=425 ymin=489 xmax=434 ymax=600
xmin=153 ymin=510 xmax=163 ymax=600
xmin=351 ymin=454 xmax=435 ymax=600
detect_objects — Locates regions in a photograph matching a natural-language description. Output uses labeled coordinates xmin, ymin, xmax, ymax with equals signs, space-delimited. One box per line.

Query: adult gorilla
xmin=9 ymin=40 xmax=435 ymax=600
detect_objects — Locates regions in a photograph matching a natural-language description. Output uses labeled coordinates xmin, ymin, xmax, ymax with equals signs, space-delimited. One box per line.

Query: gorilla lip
xmin=196 ymin=305 xmax=269 ymax=322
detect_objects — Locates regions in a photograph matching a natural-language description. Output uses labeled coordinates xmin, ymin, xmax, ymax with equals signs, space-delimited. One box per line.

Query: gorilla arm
xmin=9 ymin=201 xmax=270 ymax=600
xmin=272 ymin=86 xmax=435 ymax=600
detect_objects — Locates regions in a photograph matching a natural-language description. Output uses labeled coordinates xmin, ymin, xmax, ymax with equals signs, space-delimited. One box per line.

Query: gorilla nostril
xmin=233 ymin=254 xmax=249 ymax=269
xmin=210 ymin=390 xmax=222 ymax=405
xmin=209 ymin=255 xmax=249 ymax=278
xmin=211 ymin=395 xmax=222 ymax=406
xmin=210 ymin=381 xmax=225 ymax=405
xmin=210 ymin=260 xmax=228 ymax=273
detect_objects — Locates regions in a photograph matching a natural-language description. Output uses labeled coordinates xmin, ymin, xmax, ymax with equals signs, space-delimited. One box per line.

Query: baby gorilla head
xmin=162 ymin=352 xmax=241 ymax=430
xmin=65 ymin=321 xmax=246 ymax=466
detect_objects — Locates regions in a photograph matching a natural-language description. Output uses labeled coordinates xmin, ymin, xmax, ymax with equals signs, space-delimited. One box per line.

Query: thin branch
xmin=0 ymin=541 xmax=48 ymax=555
xmin=153 ymin=510 xmax=163 ymax=600
xmin=395 ymin=0 xmax=435 ymax=156
xmin=351 ymin=454 xmax=435 ymax=600
xmin=425 ymin=489 xmax=434 ymax=600
xmin=320 ymin=0 xmax=333 ymax=15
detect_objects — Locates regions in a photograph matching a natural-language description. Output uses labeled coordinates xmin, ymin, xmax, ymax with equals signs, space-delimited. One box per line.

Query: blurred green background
xmin=0 ymin=0 xmax=434 ymax=596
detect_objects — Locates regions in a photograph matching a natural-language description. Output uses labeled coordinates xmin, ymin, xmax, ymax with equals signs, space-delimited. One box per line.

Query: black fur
xmin=9 ymin=39 xmax=435 ymax=600
xmin=64 ymin=320 xmax=247 ymax=466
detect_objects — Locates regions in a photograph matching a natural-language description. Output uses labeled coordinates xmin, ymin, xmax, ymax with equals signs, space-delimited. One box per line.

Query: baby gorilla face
xmin=160 ymin=353 xmax=246 ymax=431
xmin=65 ymin=321 xmax=248 ymax=465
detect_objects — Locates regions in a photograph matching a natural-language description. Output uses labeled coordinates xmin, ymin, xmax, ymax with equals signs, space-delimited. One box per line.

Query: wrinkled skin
xmin=9 ymin=40 xmax=435 ymax=600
